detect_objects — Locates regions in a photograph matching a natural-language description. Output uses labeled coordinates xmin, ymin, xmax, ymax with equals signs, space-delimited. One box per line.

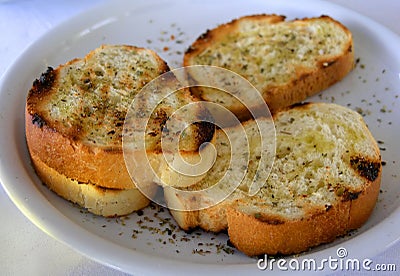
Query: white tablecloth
xmin=1 ymin=0 xmax=399 ymax=275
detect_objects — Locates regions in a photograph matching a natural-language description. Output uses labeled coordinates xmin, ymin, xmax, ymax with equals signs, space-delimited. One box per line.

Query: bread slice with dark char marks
xmin=25 ymin=45 xmax=215 ymax=216
xmin=164 ymin=102 xmax=381 ymax=255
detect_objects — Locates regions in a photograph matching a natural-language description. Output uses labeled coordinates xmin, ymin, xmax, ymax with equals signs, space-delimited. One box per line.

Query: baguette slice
xmin=26 ymin=45 xmax=215 ymax=192
xmin=164 ymin=102 xmax=381 ymax=255
xmin=31 ymin=154 xmax=156 ymax=217
xmin=184 ymin=15 xmax=354 ymax=120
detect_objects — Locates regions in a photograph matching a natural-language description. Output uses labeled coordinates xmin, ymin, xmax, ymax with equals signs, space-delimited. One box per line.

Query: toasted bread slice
xmin=184 ymin=15 xmax=354 ymax=120
xmin=164 ymin=103 xmax=381 ymax=255
xmin=25 ymin=45 xmax=215 ymax=191
xmin=31 ymin=154 xmax=156 ymax=217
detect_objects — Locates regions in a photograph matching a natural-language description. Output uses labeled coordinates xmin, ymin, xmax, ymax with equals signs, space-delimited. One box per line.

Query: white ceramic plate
xmin=1 ymin=0 xmax=399 ymax=274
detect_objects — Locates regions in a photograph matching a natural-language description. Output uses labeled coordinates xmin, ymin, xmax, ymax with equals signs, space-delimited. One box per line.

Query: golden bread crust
xmin=226 ymin=171 xmax=381 ymax=256
xmin=25 ymin=45 xmax=215 ymax=190
xmin=25 ymin=110 xmax=135 ymax=189
xmin=30 ymin=153 xmax=157 ymax=217
xmin=163 ymin=102 xmax=381 ymax=255
xmin=184 ymin=15 xmax=354 ymax=120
